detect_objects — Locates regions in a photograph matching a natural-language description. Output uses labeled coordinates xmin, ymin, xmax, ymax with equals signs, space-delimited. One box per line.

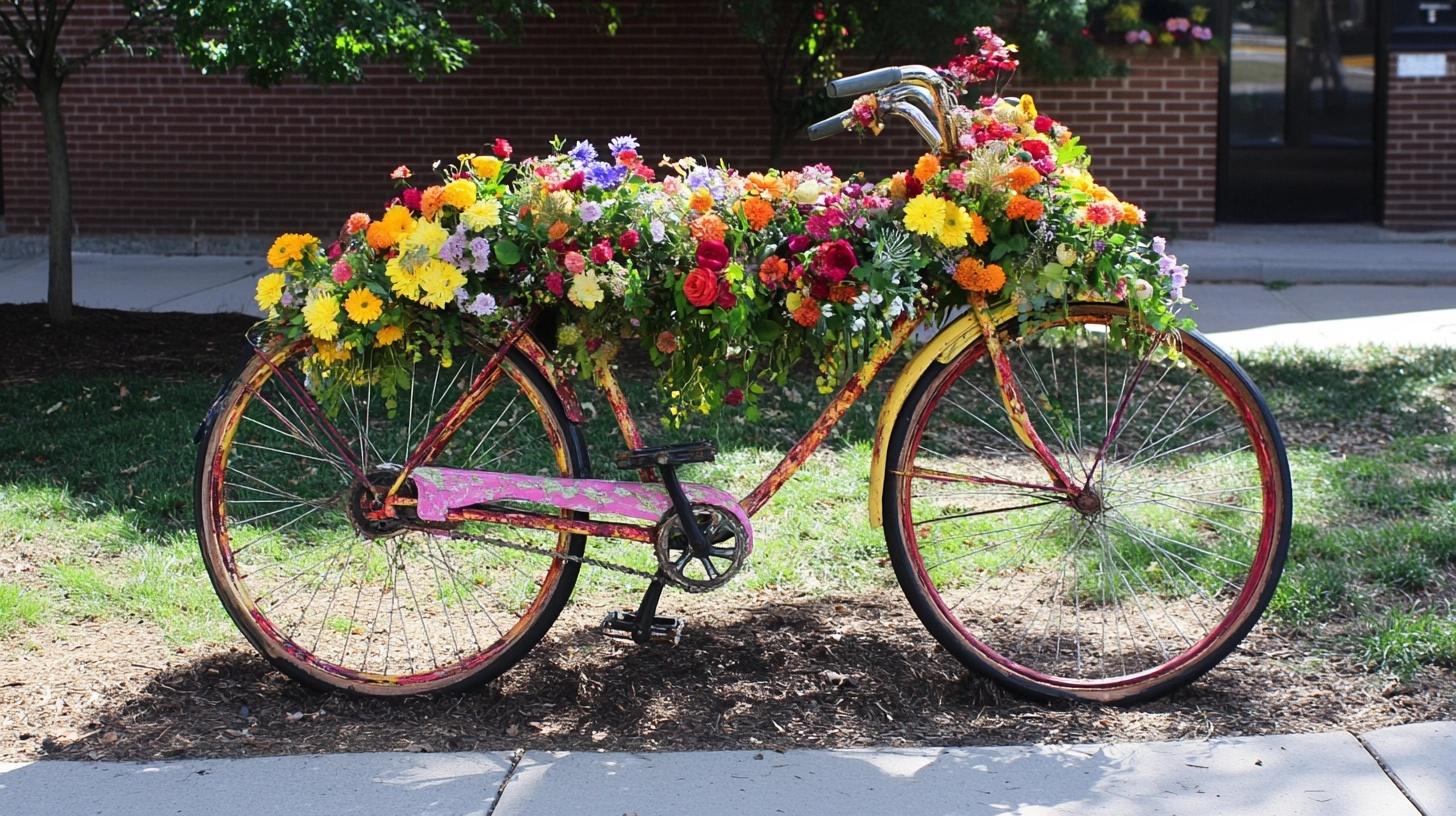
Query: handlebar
xmin=806 ymin=109 xmax=854 ymax=141
xmin=826 ymin=66 xmax=904 ymax=99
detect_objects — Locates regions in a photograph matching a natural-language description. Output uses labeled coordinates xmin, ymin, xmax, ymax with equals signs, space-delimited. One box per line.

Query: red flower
xmin=556 ymin=171 xmax=584 ymax=193
xmin=326 ymin=241 xmax=343 ymax=260
xmin=724 ymin=388 xmax=744 ymax=406
xmin=401 ymin=187 xmax=423 ymax=212
xmin=390 ymin=165 xmax=412 ymax=180
xmin=1021 ymin=139 xmax=1050 ymax=160
xmin=814 ymin=239 xmax=859 ymax=283
xmin=616 ymin=148 xmax=639 ymax=165
xmin=786 ymin=234 xmax=813 ymax=254
xmin=809 ymin=280 xmax=830 ymax=300
xmin=1033 ymin=115 xmax=1055 ymax=134
xmin=492 ymin=138 xmax=513 ymax=159
xmin=590 ymin=239 xmax=614 ymax=265
xmin=758 ymin=255 xmax=789 ymax=288
xmin=545 ymin=271 xmax=564 ymax=297
xmin=683 ymin=267 xmax=719 ymax=307
xmin=716 ymin=287 xmax=737 ymax=309
xmin=633 ymin=164 xmax=656 ymax=181
xmin=618 ymin=229 xmax=640 ymax=252
xmin=904 ymin=175 xmax=924 ymax=198
xmin=695 ymin=239 xmax=730 ymax=272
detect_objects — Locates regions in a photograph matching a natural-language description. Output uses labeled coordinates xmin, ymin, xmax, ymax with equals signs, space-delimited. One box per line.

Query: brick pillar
xmin=1383 ymin=52 xmax=1456 ymax=231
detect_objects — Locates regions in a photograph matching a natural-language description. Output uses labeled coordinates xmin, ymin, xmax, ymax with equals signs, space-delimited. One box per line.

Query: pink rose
xmin=563 ymin=251 xmax=586 ymax=275
xmin=813 ymin=239 xmax=858 ymax=283
xmin=695 ymin=239 xmax=730 ymax=272
xmin=786 ymin=234 xmax=813 ymax=254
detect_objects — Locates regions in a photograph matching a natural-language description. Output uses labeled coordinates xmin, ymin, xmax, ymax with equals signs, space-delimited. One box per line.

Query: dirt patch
xmin=3 ymin=591 xmax=1450 ymax=762
xmin=0 ymin=304 xmax=256 ymax=385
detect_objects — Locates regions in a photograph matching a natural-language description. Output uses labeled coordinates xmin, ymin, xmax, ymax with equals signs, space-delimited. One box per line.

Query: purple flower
xmin=608 ymin=135 xmax=639 ymax=157
xmin=568 ymin=140 xmax=597 ymax=163
xmin=466 ymin=292 xmax=497 ymax=317
xmin=579 ymin=201 xmax=604 ymax=223
xmin=1093 ymin=239 xmax=1108 ymax=253
xmin=1158 ymin=254 xmax=1178 ymax=275
xmin=279 ymin=291 xmax=295 ymax=308
xmin=1170 ymin=267 xmax=1188 ymax=288
xmin=685 ymin=167 xmax=726 ymax=198
xmin=584 ymin=161 xmax=628 ymax=190
xmin=1151 ymin=236 xmax=1167 ymax=255
xmin=440 ymin=228 xmax=468 ymax=265
xmin=649 ymin=219 xmax=666 ymax=243
xmin=469 ymin=237 xmax=491 ymax=273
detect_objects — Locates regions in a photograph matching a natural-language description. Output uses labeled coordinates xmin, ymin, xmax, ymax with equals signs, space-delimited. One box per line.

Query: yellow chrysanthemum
xmin=398 ymin=219 xmax=450 ymax=269
xmin=302 ymin=293 xmax=341 ymax=341
xmin=569 ymin=271 xmax=605 ymax=310
xmin=374 ymin=325 xmax=405 ymax=347
xmin=254 ymin=272 xmax=285 ymax=311
xmin=461 ymin=198 xmax=502 ymax=231
xmin=471 ymin=155 xmax=502 ymax=180
xmin=343 ymin=288 xmax=384 ymax=324
xmin=386 ymin=256 xmax=421 ymax=301
xmin=266 ymin=233 xmax=318 ymax=269
xmin=312 ymin=340 xmax=352 ymax=364
xmin=415 ymin=259 xmax=466 ymax=309
xmin=938 ymin=202 xmax=975 ymax=248
xmin=443 ymin=179 xmax=478 ymax=210
xmin=903 ymin=194 xmax=947 ymax=237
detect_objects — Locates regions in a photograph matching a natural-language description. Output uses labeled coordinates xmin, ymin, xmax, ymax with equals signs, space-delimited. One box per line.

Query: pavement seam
xmin=484 ymin=748 xmax=525 ymax=816
xmin=1353 ymin=730 xmax=1430 ymax=816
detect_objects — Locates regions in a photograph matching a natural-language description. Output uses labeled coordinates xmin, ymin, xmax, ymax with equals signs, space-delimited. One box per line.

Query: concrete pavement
xmin=0 ymin=725 xmax=1447 ymax=815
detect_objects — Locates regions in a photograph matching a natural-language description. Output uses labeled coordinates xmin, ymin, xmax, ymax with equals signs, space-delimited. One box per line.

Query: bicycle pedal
xmin=600 ymin=610 xmax=685 ymax=645
xmin=616 ymin=441 xmax=716 ymax=470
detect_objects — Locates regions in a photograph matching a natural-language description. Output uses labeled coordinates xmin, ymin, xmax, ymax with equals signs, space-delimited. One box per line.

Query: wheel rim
xmin=896 ymin=308 xmax=1284 ymax=694
xmin=200 ymin=340 xmax=577 ymax=691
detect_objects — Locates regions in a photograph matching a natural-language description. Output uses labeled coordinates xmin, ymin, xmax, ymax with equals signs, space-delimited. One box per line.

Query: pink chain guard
xmin=410 ymin=467 xmax=754 ymax=552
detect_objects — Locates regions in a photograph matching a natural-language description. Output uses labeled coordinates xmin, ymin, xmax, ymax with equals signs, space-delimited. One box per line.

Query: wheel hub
xmin=349 ymin=465 xmax=409 ymax=539
xmin=1072 ymin=487 xmax=1105 ymax=517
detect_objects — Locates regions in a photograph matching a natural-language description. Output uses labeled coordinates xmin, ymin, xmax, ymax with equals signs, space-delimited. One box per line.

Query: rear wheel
xmin=195 ymin=338 xmax=588 ymax=695
xmin=883 ymin=303 xmax=1291 ymax=703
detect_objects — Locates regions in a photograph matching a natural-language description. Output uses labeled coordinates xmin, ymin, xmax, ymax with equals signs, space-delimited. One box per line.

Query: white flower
xmin=851 ymin=316 xmax=866 ymax=332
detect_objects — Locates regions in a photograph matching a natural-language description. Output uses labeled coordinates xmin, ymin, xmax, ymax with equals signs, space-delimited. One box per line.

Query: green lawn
xmin=1 ymin=344 xmax=1453 ymax=681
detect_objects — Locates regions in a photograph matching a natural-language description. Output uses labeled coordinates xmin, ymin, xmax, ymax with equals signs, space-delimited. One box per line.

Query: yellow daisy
xmin=461 ymin=198 xmax=502 ymax=231
xmin=443 ymin=178 xmax=477 ymax=210
xmin=568 ymin=271 xmax=605 ymax=310
xmin=903 ymin=194 xmax=946 ymax=238
xmin=471 ymin=155 xmax=502 ymax=180
xmin=254 ymin=272 xmax=285 ymax=311
xmin=374 ymin=324 xmax=405 ymax=347
xmin=386 ymin=256 xmax=421 ymax=301
xmin=343 ymin=288 xmax=384 ymax=324
xmin=302 ymin=293 xmax=341 ymax=341
xmin=266 ymin=233 xmax=318 ymax=269
xmin=415 ymin=259 xmax=467 ymax=309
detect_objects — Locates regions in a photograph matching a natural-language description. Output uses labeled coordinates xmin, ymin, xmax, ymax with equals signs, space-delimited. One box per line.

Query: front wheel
xmin=883 ymin=304 xmax=1291 ymax=704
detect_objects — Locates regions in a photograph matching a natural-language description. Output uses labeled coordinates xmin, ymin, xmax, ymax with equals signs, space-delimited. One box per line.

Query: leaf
xmin=989 ymin=243 xmax=1011 ymax=261
xmin=493 ymin=239 xmax=521 ymax=266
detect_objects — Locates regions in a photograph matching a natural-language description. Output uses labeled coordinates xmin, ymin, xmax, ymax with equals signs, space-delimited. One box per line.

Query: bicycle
xmin=195 ymin=62 xmax=1291 ymax=704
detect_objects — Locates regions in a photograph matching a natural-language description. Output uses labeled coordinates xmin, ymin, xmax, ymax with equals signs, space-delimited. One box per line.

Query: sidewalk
xmin=0 ymin=723 xmax=1450 ymax=815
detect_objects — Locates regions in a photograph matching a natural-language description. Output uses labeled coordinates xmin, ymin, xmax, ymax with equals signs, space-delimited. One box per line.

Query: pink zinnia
xmin=331 ymin=260 xmax=352 ymax=284
xmin=492 ymin=138 xmax=513 ymax=159
xmin=564 ymin=251 xmax=586 ymax=275
xmin=545 ymin=271 xmax=565 ymax=297
xmin=1086 ymin=202 xmax=1120 ymax=226
xmin=946 ymin=170 xmax=968 ymax=191
xmin=401 ymin=187 xmax=422 ymax=212
xmin=590 ymin=239 xmax=613 ymax=265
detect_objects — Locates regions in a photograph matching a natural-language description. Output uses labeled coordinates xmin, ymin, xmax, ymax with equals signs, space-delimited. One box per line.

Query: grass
xmin=1 ymin=344 xmax=1453 ymax=682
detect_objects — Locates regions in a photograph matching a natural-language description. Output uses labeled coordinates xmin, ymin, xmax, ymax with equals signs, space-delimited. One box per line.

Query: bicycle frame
xmin=232 ymin=296 xmax=1089 ymax=550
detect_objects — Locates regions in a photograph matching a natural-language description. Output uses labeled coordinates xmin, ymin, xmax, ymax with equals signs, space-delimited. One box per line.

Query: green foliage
xmin=167 ymin=0 xmax=555 ymax=86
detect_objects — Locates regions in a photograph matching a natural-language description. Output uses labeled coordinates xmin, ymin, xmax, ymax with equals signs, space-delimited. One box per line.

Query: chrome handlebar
xmin=809 ymin=64 xmax=957 ymax=151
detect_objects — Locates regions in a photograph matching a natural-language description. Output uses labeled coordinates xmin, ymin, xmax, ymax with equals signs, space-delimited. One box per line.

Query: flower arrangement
xmin=255 ymin=30 xmax=1193 ymax=421
xmin=1101 ymin=3 xmax=1215 ymax=47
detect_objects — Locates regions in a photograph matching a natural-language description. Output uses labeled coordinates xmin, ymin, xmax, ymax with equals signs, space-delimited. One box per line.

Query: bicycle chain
xmin=439 ymin=527 xmax=660 ymax=581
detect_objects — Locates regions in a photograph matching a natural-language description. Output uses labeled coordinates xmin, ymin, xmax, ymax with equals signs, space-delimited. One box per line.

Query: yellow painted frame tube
xmin=866 ymin=301 xmax=1019 ymax=528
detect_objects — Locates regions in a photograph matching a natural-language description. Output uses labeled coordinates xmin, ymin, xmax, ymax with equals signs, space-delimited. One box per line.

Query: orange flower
xmin=366 ymin=221 xmax=399 ymax=251
xmin=547 ymin=220 xmax=570 ymax=241
xmin=345 ymin=212 xmax=371 ymax=234
xmin=1003 ymin=165 xmax=1043 ymax=193
xmin=1119 ymin=202 xmax=1146 ymax=225
xmin=758 ymin=255 xmax=789 ymax=287
xmin=420 ymin=185 xmax=447 ymax=219
xmin=889 ymin=172 xmax=909 ymax=200
xmin=1005 ymin=194 xmax=1045 ymax=221
xmin=913 ymin=154 xmax=941 ymax=183
xmin=689 ymin=213 xmax=727 ymax=243
xmin=742 ymin=197 xmax=775 ymax=231
xmin=829 ymin=283 xmax=860 ymax=304
xmin=689 ymin=188 xmax=714 ymax=213
xmin=746 ymin=172 xmax=787 ymax=201
xmin=792 ymin=297 xmax=821 ymax=327
xmin=968 ymin=211 xmax=989 ymax=246
xmin=953 ymin=258 xmax=1007 ymax=293
xmin=1091 ymin=184 xmax=1116 ymax=202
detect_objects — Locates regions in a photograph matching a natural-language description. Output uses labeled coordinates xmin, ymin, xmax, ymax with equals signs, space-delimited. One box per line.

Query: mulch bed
xmin=3 ymin=591 xmax=1452 ymax=762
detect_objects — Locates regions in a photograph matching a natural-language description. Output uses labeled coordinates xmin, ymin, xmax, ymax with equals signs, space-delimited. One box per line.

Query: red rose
xmin=809 ymin=280 xmax=830 ymax=300
xmin=683 ymin=267 xmax=719 ymax=307
xmin=590 ymin=239 xmax=614 ymax=265
xmin=1033 ymin=115 xmax=1054 ymax=134
xmin=716 ymin=287 xmax=737 ymax=309
xmin=618 ymin=229 xmax=640 ymax=252
xmin=401 ymin=187 xmax=423 ymax=212
xmin=493 ymin=138 xmax=513 ymax=158
xmin=1021 ymin=139 xmax=1050 ymax=160
xmin=326 ymin=241 xmax=343 ymax=260
xmin=557 ymin=171 xmax=584 ymax=193
xmin=904 ymin=175 xmax=924 ymax=198
xmin=724 ymin=388 xmax=744 ymax=406
xmin=695 ymin=239 xmax=730 ymax=272
xmin=786 ymin=234 xmax=813 ymax=254
xmin=814 ymin=239 xmax=858 ymax=283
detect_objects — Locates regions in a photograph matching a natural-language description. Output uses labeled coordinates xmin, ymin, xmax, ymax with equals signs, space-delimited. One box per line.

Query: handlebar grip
xmin=826 ymin=66 xmax=903 ymax=99
xmin=805 ymin=109 xmax=854 ymax=141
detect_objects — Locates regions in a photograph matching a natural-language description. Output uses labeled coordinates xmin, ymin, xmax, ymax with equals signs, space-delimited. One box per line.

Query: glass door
xmin=1218 ymin=0 xmax=1380 ymax=221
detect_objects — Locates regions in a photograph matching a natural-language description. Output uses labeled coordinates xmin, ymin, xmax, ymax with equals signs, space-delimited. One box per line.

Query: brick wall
xmin=0 ymin=2 xmax=1219 ymax=242
xmin=1383 ymin=52 xmax=1456 ymax=231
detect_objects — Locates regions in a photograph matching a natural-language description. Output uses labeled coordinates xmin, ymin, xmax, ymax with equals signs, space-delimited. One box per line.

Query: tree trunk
xmin=36 ymin=75 xmax=73 ymax=324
